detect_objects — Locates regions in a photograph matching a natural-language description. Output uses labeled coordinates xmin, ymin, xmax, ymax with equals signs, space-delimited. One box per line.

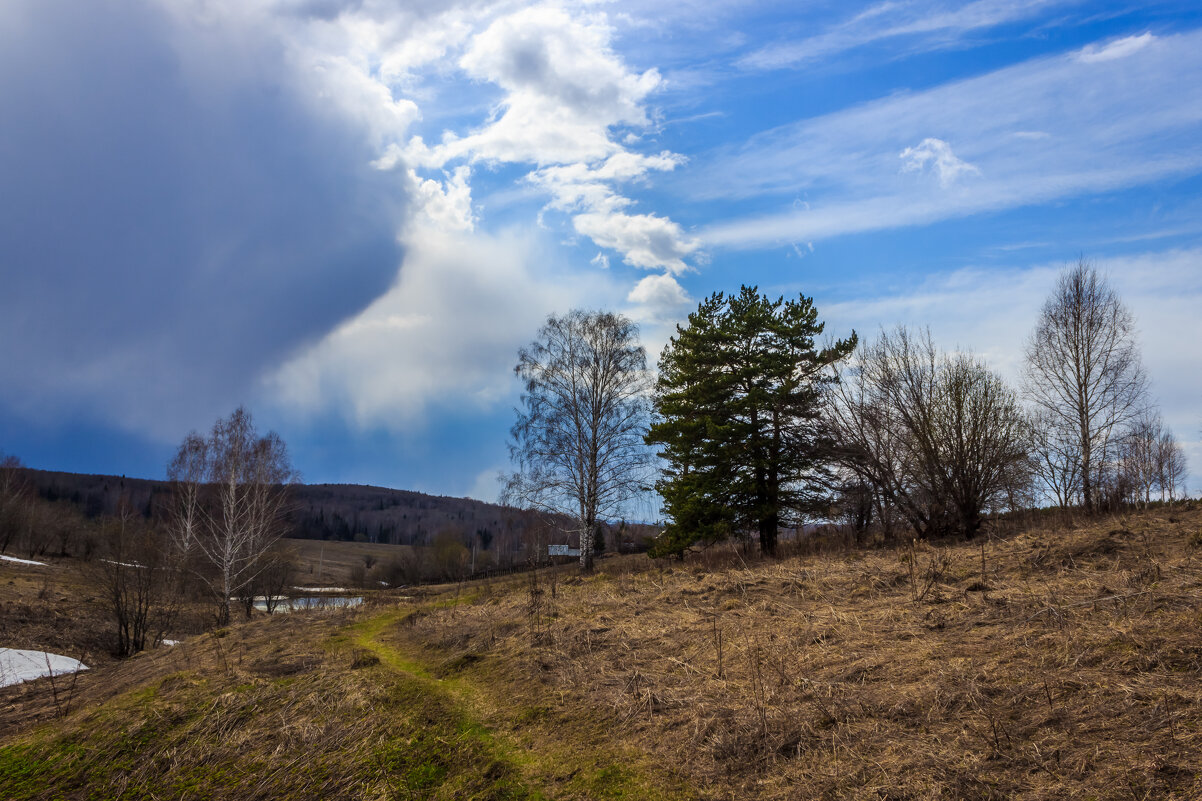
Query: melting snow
xmin=101 ymin=559 xmax=146 ymax=569
xmin=0 ymin=554 xmax=48 ymax=567
xmin=0 ymin=648 xmax=88 ymax=688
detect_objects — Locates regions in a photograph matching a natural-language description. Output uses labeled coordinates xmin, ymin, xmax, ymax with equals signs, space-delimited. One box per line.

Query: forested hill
xmin=18 ymin=468 xmax=558 ymax=550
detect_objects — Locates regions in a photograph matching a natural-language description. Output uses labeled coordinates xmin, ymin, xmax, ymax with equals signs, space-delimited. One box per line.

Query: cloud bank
xmin=0 ymin=0 xmax=697 ymax=442
xmin=0 ymin=0 xmax=412 ymax=436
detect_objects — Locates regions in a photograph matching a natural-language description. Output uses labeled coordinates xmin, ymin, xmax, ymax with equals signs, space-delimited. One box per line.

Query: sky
xmin=1 ymin=0 xmax=1200 ymax=503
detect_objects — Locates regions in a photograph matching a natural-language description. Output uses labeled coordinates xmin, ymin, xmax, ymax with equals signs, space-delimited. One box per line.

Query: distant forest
xmin=20 ymin=468 xmax=654 ymax=556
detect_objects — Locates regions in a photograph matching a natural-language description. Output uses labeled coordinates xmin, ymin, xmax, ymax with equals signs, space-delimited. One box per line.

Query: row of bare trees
xmin=1109 ymin=412 xmax=1188 ymax=508
xmin=826 ymin=260 xmax=1188 ymax=545
xmin=0 ymin=454 xmax=91 ymax=560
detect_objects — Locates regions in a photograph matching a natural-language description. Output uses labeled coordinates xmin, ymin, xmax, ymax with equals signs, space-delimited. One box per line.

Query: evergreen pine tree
xmin=647 ymin=286 xmax=855 ymax=557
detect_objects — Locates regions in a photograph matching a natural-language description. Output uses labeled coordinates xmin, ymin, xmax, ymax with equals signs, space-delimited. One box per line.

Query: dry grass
xmin=393 ymin=505 xmax=1202 ymax=800
xmin=0 ymin=554 xmax=230 ymax=678
xmin=1 ymin=607 xmax=545 ymax=800
xmin=0 ymin=561 xmax=114 ymax=673
xmin=4 ymin=507 xmax=1202 ymax=799
xmin=286 ymin=537 xmax=419 ymax=587
xmin=2 ymin=584 xmax=677 ymax=799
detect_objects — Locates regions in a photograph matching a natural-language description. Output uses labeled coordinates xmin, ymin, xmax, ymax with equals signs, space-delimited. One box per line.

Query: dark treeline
xmin=17 ymin=469 xmax=543 ymax=549
xmin=9 ymin=469 xmax=657 ymax=562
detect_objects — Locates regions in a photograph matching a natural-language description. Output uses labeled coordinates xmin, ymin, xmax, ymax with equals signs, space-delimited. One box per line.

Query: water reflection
xmin=253 ymin=596 xmax=364 ymax=613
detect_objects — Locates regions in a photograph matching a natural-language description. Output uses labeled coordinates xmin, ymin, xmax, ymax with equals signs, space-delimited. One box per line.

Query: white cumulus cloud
xmin=402 ymin=3 xmax=699 ymax=275
xmin=900 ymin=138 xmax=982 ymax=186
xmin=574 ymin=210 xmax=699 ymax=274
xmin=627 ymin=272 xmax=692 ymax=312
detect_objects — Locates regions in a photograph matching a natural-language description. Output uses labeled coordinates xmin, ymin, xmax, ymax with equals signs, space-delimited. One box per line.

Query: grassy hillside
xmin=3 ymin=506 xmax=1202 ymax=799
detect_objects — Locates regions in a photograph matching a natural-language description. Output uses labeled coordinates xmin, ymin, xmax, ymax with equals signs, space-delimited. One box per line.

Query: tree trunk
xmin=579 ymin=522 xmax=595 ymax=572
xmin=758 ymin=513 xmax=778 ymax=556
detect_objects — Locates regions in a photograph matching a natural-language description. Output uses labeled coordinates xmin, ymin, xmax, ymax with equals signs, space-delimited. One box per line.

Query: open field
xmin=3 ymin=506 xmax=1202 ymax=799
xmin=286 ymin=537 xmax=418 ymax=588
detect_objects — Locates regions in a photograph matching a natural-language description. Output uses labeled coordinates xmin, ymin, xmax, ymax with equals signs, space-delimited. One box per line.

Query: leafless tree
xmin=1029 ymin=408 xmax=1082 ymax=508
xmin=166 ymin=432 xmax=208 ymax=569
xmin=0 ymin=452 xmax=27 ymax=554
xmin=168 ymin=407 xmax=296 ymax=624
xmin=827 ymin=357 xmax=912 ymax=543
xmin=1157 ymin=428 xmax=1187 ymax=502
xmin=90 ymin=501 xmax=177 ymax=657
xmin=1023 ymin=260 xmax=1148 ymax=510
xmin=1110 ymin=411 xmax=1189 ymax=506
xmin=829 ymin=328 xmax=1033 ymax=539
xmin=1116 ymin=413 xmax=1162 ymax=508
xmin=504 ymin=310 xmax=653 ymax=572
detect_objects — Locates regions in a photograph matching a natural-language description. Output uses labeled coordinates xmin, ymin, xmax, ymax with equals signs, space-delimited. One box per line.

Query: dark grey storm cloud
xmin=0 ymin=0 xmax=410 ymax=435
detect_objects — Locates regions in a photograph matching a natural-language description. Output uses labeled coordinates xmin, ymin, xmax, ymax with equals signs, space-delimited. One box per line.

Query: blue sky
xmin=1 ymin=0 xmax=1200 ymax=500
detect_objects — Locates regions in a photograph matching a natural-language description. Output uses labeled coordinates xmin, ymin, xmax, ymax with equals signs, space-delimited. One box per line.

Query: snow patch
xmin=0 ymin=648 xmax=88 ymax=688
xmin=1 ymin=554 xmax=48 ymax=567
xmin=101 ymin=559 xmax=146 ymax=569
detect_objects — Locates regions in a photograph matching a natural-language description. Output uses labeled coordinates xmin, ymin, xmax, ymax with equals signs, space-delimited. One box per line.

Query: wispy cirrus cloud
xmin=1076 ymin=31 xmax=1155 ymax=63
xmin=703 ymin=28 xmax=1202 ymax=248
xmin=739 ymin=0 xmax=1074 ymax=71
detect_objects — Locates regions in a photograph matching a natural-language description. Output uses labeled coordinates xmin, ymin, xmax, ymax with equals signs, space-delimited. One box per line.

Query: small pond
xmin=253 ymin=596 xmax=364 ymax=613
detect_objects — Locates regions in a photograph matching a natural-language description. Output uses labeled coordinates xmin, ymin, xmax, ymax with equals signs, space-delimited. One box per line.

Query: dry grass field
xmin=3 ymin=505 xmax=1201 ymax=799
xmin=286 ymin=537 xmax=418 ymax=588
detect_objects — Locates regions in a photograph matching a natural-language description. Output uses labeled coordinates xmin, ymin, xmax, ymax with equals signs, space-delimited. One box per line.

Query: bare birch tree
xmin=1023 ymin=260 xmax=1148 ymax=510
xmin=504 ymin=310 xmax=652 ymax=572
xmin=168 ymin=408 xmax=295 ymax=624
xmin=1116 ymin=413 xmax=1162 ymax=508
xmin=1157 ymin=428 xmax=1188 ymax=502
xmin=1111 ymin=412 xmax=1189 ymax=506
xmin=166 ymin=432 xmax=207 ymax=572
